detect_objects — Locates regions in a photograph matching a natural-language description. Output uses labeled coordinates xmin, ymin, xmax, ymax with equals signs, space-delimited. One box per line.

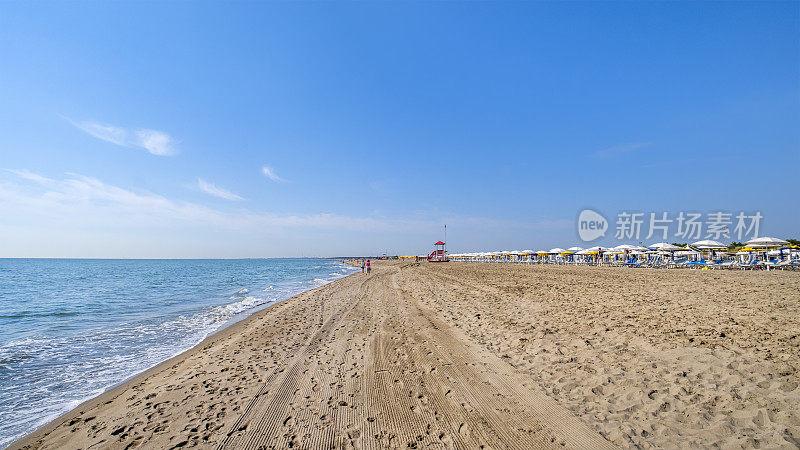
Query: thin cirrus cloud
xmin=593 ymin=142 xmax=652 ymax=158
xmin=261 ymin=166 xmax=286 ymax=182
xmin=196 ymin=178 xmax=244 ymax=201
xmin=0 ymin=169 xmax=418 ymax=232
xmin=4 ymin=168 xmax=54 ymax=184
xmin=64 ymin=117 xmax=178 ymax=156
xmin=1 ymin=169 xmax=570 ymax=257
xmin=1 ymin=169 xmax=538 ymax=236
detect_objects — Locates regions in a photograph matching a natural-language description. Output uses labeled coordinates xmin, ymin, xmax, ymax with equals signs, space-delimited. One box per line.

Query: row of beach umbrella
xmin=448 ymin=237 xmax=794 ymax=259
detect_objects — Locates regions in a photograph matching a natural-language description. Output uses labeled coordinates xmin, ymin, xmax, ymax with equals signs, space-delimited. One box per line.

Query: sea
xmin=0 ymin=258 xmax=357 ymax=448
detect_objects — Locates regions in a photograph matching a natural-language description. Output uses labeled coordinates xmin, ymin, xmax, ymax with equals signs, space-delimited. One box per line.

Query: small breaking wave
xmin=0 ymin=258 xmax=358 ymax=448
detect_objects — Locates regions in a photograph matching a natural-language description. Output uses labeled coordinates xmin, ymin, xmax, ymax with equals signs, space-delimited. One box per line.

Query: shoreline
xmin=9 ymin=265 xmax=357 ymax=449
xmin=12 ymin=261 xmax=799 ymax=449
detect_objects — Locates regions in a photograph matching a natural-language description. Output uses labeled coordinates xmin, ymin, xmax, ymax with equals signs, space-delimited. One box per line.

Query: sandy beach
xmin=12 ymin=261 xmax=800 ymax=449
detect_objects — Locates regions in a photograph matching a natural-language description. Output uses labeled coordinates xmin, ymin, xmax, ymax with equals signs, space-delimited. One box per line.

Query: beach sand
xmin=12 ymin=262 xmax=800 ymax=449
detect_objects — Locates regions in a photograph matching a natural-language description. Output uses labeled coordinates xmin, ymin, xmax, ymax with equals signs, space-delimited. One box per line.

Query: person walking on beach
xmin=361 ymin=260 xmax=365 ymax=273
xmin=366 ymin=259 xmax=371 ymax=273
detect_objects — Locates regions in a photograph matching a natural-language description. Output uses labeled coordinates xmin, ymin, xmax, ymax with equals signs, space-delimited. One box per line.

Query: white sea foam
xmin=0 ymin=259 xmax=358 ymax=448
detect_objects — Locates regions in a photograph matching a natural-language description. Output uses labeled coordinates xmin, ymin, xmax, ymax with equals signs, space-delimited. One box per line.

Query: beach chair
xmin=761 ymin=260 xmax=778 ymax=271
xmin=705 ymin=259 xmax=727 ymax=269
xmin=737 ymin=255 xmax=755 ymax=270
xmin=647 ymin=255 xmax=661 ymax=268
xmin=686 ymin=258 xmax=706 ymax=269
xmin=625 ymin=257 xmax=642 ymax=268
xmin=667 ymin=257 xmax=686 ymax=269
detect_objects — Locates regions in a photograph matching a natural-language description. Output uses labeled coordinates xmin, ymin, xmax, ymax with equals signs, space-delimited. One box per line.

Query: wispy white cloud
xmin=261 ymin=166 xmax=286 ymax=182
xmin=5 ymin=169 xmax=53 ymax=184
xmin=64 ymin=117 xmax=177 ymax=156
xmin=0 ymin=170 xmax=417 ymax=232
xmin=594 ymin=142 xmax=652 ymax=158
xmin=1 ymin=170 xmax=573 ymax=257
xmin=196 ymin=178 xmax=244 ymax=201
xmin=134 ymin=129 xmax=176 ymax=156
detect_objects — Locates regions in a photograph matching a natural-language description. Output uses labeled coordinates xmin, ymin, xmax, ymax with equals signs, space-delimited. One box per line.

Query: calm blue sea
xmin=0 ymin=258 xmax=356 ymax=448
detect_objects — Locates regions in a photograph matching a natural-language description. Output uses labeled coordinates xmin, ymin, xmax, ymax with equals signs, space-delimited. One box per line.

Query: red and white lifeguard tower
xmin=428 ymin=241 xmax=449 ymax=262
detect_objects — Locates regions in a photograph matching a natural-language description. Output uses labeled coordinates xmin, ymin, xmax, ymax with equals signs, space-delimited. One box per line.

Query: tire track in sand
xmin=217 ymin=263 xmax=614 ymax=449
xmin=217 ymin=272 xmax=375 ymax=449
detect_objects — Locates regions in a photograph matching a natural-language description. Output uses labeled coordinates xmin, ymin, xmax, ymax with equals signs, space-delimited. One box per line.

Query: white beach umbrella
xmin=577 ymin=246 xmax=608 ymax=255
xmin=566 ymin=246 xmax=584 ymax=252
xmin=580 ymin=246 xmax=608 ymax=253
xmin=745 ymin=237 xmax=789 ymax=248
xmin=613 ymin=244 xmax=647 ymax=251
xmin=691 ymin=240 xmax=726 ymax=249
xmin=648 ymin=242 xmax=682 ymax=251
xmin=548 ymin=248 xmax=565 ymax=254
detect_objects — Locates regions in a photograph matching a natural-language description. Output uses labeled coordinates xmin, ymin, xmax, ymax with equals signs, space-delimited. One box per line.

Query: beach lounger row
xmin=450 ymin=255 xmax=800 ymax=270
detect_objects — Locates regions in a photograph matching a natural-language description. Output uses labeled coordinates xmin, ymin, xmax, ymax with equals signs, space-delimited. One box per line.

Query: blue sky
xmin=1 ymin=2 xmax=798 ymax=257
